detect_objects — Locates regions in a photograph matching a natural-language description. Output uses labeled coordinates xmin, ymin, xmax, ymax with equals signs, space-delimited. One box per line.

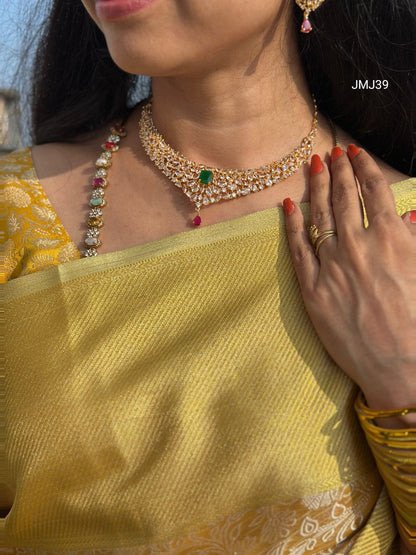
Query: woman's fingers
xmin=283 ymin=145 xmax=412 ymax=292
xmin=329 ymin=146 xmax=364 ymax=238
xmin=283 ymin=198 xmax=319 ymax=293
xmin=309 ymin=154 xmax=336 ymax=231
xmin=309 ymin=154 xmax=337 ymax=259
xmin=346 ymin=145 xmax=398 ymax=225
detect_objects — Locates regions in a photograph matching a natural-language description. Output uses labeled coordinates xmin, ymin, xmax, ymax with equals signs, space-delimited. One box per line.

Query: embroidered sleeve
xmin=1 ymin=148 xmax=80 ymax=282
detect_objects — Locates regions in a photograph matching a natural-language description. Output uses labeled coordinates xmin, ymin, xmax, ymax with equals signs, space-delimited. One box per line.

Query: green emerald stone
xmin=90 ymin=198 xmax=104 ymax=207
xmin=199 ymin=170 xmax=213 ymax=185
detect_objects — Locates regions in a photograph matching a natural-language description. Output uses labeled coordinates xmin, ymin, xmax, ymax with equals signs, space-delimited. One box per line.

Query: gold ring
xmin=314 ymin=231 xmax=337 ymax=257
xmin=308 ymin=225 xmax=337 ymax=257
xmin=308 ymin=224 xmax=320 ymax=247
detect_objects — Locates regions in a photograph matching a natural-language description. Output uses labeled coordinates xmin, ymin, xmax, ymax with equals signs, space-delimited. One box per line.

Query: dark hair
xmin=29 ymin=0 xmax=138 ymax=144
xmin=30 ymin=0 xmax=416 ymax=175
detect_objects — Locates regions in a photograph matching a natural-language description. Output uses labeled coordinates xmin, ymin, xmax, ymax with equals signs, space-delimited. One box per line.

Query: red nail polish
xmin=283 ymin=197 xmax=294 ymax=216
xmin=331 ymin=146 xmax=343 ymax=161
xmin=410 ymin=210 xmax=416 ymax=223
xmin=347 ymin=144 xmax=361 ymax=159
xmin=310 ymin=154 xmax=323 ymax=176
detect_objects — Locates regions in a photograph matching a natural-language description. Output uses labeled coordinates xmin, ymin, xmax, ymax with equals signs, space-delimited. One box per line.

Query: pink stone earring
xmin=295 ymin=0 xmax=326 ymax=33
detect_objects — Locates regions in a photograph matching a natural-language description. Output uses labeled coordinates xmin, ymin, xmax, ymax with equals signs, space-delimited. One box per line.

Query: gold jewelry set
xmin=81 ymin=3 xmax=416 ymax=543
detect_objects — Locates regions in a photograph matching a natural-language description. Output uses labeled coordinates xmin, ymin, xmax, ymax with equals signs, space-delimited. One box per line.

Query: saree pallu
xmin=2 ymin=200 xmax=409 ymax=554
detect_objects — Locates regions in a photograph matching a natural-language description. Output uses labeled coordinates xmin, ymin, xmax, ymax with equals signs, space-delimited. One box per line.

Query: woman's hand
xmin=283 ymin=145 xmax=416 ymax=423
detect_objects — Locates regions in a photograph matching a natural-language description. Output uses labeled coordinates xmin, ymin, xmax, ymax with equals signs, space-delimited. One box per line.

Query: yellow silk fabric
xmin=2 ymin=152 xmax=415 ymax=553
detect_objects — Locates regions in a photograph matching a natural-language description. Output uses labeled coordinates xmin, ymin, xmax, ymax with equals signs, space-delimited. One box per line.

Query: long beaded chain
xmin=83 ymin=124 xmax=127 ymax=257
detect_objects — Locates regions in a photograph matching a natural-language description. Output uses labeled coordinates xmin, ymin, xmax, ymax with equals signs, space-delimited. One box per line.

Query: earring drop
xmin=295 ymin=0 xmax=326 ymax=33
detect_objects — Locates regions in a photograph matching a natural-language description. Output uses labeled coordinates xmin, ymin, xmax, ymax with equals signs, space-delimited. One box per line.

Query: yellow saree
xmin=2 ymin=154 xmax=415 ymax=553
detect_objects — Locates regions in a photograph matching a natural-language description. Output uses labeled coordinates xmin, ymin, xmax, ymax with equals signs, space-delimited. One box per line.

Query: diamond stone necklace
xmin=139 ymin=95 xmax=319 ymax=226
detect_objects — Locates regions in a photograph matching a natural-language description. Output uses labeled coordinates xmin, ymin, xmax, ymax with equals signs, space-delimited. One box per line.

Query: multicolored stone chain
xmin=139 ymin=96 xmax=318 ymax=226
xmin=82 ymin=124 xmax=127 ymax=257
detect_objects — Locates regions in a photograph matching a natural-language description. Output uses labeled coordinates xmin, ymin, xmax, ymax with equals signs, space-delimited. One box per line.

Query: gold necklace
xmin=139 ymin=96 xmax=319 ymax=226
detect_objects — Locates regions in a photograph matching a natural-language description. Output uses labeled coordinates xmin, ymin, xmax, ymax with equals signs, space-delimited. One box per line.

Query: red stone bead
xmin=93 ymin=178 xmax=104 ymax=187
xmin=114 ymin=124 xmax=125 ymax=134
xmin=193 ymin=215 xmax=201 ymax=226
xmin=105 ymin=141 xmax=115 ymax=150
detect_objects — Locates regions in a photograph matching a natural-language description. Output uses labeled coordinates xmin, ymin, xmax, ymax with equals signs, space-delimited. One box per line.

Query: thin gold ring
xmin=309 ymin=225 xmax=335 ymax=247
xmin=308 ymin=224 xmax=337 ymax=257
xmin=314 ymin=231 xmax=337 ymax=257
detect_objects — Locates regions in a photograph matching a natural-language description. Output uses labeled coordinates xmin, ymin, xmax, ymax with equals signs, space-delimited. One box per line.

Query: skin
xmin=31 ymin=0 xmax=415 ymax=550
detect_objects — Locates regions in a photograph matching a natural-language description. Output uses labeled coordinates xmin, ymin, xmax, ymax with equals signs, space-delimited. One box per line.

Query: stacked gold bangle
xmin=355 ymin=392 xmax=416 ymax=546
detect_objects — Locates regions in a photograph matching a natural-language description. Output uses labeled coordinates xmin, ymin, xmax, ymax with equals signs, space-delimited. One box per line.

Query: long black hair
xmin=28 ymin=0 xmax=416 ymax=175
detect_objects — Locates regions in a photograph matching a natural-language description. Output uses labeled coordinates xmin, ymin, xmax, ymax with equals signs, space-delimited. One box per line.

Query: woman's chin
xmin=105 ymin=44 xmax=194 ymax=77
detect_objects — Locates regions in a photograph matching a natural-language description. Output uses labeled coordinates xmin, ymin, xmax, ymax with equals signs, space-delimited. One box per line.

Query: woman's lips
xmin=95 ymin=0 xmax=157 ymax=20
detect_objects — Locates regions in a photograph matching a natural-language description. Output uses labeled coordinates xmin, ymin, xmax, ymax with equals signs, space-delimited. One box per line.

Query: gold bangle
xmin=355 ymin=392 xmax=416 ymax=546
xmin=355 ymin=392 xmax=416 ymax=423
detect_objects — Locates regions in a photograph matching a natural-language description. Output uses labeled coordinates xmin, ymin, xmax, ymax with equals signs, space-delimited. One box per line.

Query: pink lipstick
xmin=95 ymin=0 xmax=157 ymax=20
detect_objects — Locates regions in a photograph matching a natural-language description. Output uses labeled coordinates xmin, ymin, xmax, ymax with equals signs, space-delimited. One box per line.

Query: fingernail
xmin=310 ymin=154 xmax=323 ymax=176
xmin=347 ymin=144 xmax=361 ymax=160
xmin=410 ymin=210 xmax=416 ymax=223
xmin=331 ymin=146 xmax=343 ymax=161
xmin=283 ymin=197 xmax=295 ymax=216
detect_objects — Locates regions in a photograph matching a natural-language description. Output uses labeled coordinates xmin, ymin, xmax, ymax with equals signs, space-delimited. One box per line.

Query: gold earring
xmin=295 ymin=0 xmax=325 ymax=33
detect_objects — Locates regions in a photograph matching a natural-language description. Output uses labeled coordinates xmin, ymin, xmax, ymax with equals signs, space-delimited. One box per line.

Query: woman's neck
xmin=149 ymin=19 xmax=320 ymax=171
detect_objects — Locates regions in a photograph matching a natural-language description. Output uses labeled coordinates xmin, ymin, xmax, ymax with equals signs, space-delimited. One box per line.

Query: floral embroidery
xmin=1 ymin=148 xmax=80 ymax=281
xmin=32 ymin=237 xmax=61 ymax=250
xmin=4 ymin=479 xmax=383 ymax=555
xmin=57 ymin=242 xmax=80 ymax=263
xmin=31 ymin=204 xmax=56 ymax=224
xmin=4 ymin=185 xmax=31 ymax=207
xmin=7 ymin=213 xmax=23 ymax=236
xmin=28 ymin=253 xmax=56 ymax=272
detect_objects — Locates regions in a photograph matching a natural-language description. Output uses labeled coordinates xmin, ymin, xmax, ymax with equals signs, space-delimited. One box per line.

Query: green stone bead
xmin=199 ymin=170 xmax=213 ymax=185
xmin=90 ymin=198 xmax=104 ymax=207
